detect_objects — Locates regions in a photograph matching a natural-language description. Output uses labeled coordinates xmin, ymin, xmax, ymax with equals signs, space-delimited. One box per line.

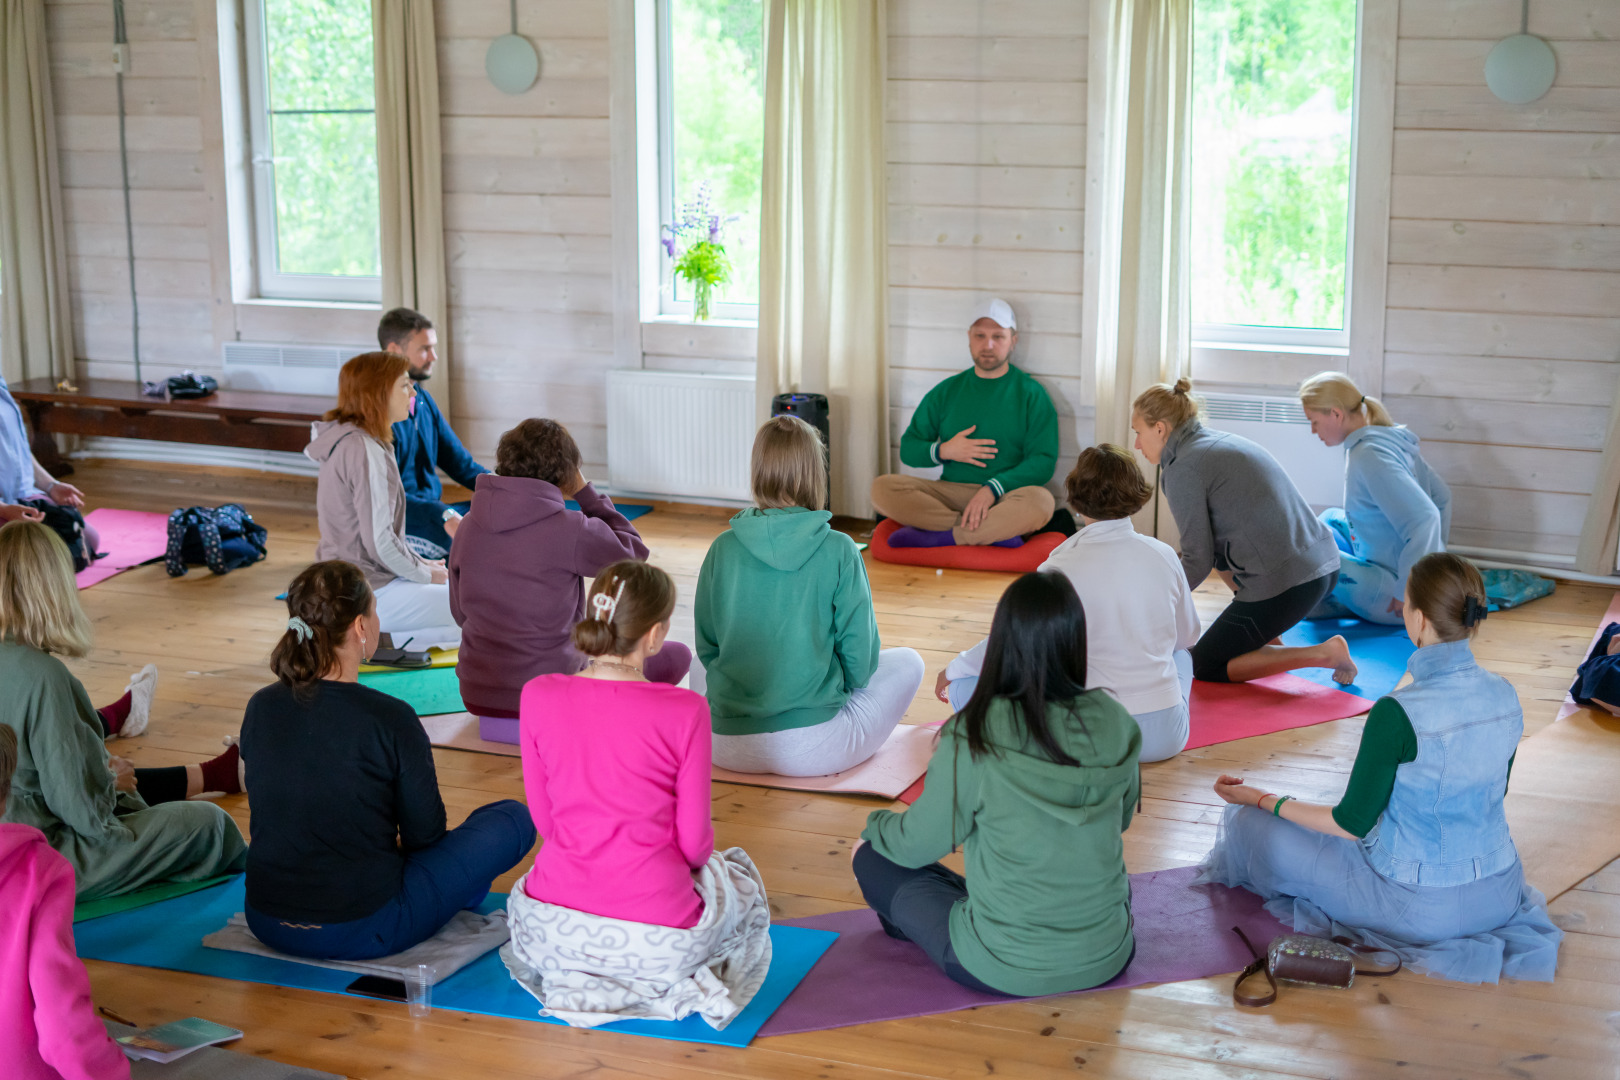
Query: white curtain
xmin=1084 ymin=0 xmax=1192 ymax=540
xmin=373 ymin=0 xmax=450 ymax=412
xmin=0 ymin=0 xmax=75 ymax=383
xmin=1576 ymin=403 xmax=1620 ymax=575
xmin=756 ymin=0 xmax=887 ymax=518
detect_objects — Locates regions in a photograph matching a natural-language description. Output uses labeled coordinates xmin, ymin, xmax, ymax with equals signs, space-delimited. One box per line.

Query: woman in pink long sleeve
xmin=0 ymin=724 xmax=130 ymax=1080
xmin=517 ymin=560 xmax=713 ymax=927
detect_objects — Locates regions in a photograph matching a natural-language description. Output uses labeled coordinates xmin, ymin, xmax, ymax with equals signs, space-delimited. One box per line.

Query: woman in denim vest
xmin=1197 ymin=553 xmax=1561 ymax=983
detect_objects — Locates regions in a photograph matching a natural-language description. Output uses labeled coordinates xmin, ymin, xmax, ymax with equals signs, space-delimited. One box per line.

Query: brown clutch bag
xmin=1231 ymin=926 xmax=1402 ymax=1007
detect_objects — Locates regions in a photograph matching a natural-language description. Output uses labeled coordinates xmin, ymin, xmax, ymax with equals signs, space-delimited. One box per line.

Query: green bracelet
xmin=1271 ymin=795 xmax=1291 ymax=817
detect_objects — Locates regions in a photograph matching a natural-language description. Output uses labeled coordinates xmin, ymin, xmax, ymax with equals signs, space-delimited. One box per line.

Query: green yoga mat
xmin=358 ymin=664 xmax=466 ymax=716
xmin=74 ymin=874 xmax=240 ymax=923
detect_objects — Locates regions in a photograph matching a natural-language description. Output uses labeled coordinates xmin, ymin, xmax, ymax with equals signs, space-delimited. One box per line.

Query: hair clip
xmin=590 ymin=579 xmax=627 ymax=623
xmin=286 ymin=616 xmax=314 ymax=642
xmin=1463 ymin=595 xmax=1488 ymax=628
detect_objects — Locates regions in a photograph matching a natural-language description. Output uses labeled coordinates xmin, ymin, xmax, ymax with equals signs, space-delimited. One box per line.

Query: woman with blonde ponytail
xmin=1131 ymin=379 xmax=1354 ymax=686
xmin=1299 ymin=372 xmax=1451 ymax=624
xmin=240 ymin=560 xmax=534 ymax=961
xmin=506 ymin=561 xmax=772 ymax=1027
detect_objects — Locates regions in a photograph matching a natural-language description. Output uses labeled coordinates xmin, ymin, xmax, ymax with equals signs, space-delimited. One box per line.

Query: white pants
xmin=710 ymin=648 xmax=926 ymax=776
xmin=373 ymin=578 xmax=461 ymax=650
xmin=947 ymin=649 xmax=1192 ymax=763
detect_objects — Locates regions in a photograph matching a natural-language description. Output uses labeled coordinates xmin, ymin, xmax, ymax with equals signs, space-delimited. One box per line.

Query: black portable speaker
xmin=771 ymin=392 xmax=830 ymax=510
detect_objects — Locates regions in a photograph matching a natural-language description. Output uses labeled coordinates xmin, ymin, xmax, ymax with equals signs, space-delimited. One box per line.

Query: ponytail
xmin=1300 ymin=371 xmax=1395 ymax=427
xmin=270 ymin=560 xmax=374 ymax=698
xmin=573 ymin=561 xmax=676 ymax=659
xmin=1132 ymin=377 xmax=1202 ymax=431
xmin=1406 ymin=552 xmax=1488 ymax=642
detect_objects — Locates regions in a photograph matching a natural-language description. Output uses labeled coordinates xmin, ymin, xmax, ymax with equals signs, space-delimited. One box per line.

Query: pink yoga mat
xmin=897 ymin=675 xmax=1374 ymax=805
xmin=759 ymin=865 xmax=1290 ymax=1035
xmin=75 ymin=508 xmax=170 ymax=589
xmin=1555 ymin=591 xmax=1620 ymax=722
xmin=1186 ymin=672 xmax=1374 ymax=749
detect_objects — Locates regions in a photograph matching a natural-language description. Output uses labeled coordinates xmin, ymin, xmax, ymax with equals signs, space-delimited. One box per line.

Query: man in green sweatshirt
xmin=871 ymin=299 xmax=1059 ymax=547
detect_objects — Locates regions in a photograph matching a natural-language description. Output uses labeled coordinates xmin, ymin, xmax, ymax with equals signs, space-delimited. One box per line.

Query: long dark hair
xmin=958 ymin=571 xmax=1090 ymax=765
xmin=270 ymin=560 xmax=374 ymax=699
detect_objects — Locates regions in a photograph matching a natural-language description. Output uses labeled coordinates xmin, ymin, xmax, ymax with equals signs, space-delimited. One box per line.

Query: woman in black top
xmin=241 ymin=560 xmax=535 ymax=960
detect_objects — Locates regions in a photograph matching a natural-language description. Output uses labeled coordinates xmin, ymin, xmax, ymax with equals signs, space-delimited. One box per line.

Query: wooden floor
xmin=68 ymin=461 xmax=1620 ymax=1080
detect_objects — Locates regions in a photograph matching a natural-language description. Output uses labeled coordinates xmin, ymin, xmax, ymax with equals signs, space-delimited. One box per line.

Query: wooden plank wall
xmin=1385 ymin=1 xmax=1620 ymax=561
xmin=884 ymin=0 xmax=1091 ymax=474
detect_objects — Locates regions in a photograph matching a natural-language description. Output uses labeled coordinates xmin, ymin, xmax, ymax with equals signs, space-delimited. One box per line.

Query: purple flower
xmin=708 ymin=215 xmax=720 ymax=241
xmin=660 ymin=230 xmax=676 ymax=258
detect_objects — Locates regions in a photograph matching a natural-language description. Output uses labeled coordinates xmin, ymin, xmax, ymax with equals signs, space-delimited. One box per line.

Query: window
xmin=243 ymin=0 xmax=380 ymax=302
xmin=655 ymin=0 xmax=765 ymax=319
xmin=1191 ymin=0 xmax=1358 ymax=350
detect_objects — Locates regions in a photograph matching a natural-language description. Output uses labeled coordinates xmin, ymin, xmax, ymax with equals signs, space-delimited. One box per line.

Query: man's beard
xmin=408 ymin=365 xmax=431 ymax=382
xmin=974 ymin=354 xmax=1006 ymax=370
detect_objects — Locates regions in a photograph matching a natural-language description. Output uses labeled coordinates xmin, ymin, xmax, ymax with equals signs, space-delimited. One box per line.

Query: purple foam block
xmin=478 ymin=715 xmax=520 ymax=744
xmin=759 ymin=865 xmax=1289 ymax=1036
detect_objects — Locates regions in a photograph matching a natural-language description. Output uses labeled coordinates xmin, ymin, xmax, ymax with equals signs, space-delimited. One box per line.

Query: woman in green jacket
xmin=696 ymin=416 xmax=924 ymax=776
xmin=0 ymin=522 xmax=247 ymax=900
xmin=856 ymin=571 xmax=1141 ymax=996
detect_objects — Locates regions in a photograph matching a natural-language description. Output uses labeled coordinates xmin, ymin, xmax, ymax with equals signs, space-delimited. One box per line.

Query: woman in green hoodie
xmin=696 ymin=416 xmax=924 ymax=776
xmin=856 ymin=571 xmax=1141 ymax=996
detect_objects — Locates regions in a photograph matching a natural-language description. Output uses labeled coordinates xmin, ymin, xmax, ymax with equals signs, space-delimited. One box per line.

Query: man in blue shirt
xmin=380 ymin=308 xmax=489 ymax=558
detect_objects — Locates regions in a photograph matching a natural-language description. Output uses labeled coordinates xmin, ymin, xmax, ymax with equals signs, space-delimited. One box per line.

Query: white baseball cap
xmin=969 ymin=297 xmax=1017 ymax=331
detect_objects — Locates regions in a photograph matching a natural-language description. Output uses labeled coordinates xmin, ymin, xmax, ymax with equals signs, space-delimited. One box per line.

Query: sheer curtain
xmin=755 ymin=0 xmax=887 ymax=517
xmin=1084 ymin=0 xmax=1192 ymax=520
xmin=373 ymin=0 xmax=449 ymax=411
xmin=0 ymin=0 xmax=75 ymax=383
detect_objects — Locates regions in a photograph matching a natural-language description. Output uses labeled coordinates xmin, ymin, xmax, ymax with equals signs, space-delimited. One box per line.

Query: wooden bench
xmin=10 ymin=377 xmax=330 ymax=476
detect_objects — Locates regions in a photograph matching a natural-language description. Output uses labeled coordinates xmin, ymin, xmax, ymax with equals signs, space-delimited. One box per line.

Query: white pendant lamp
xmin=486 ymin=0 xmax=540 ymax=95
xmin=1485 ymin=0 xmax=1556 ymax=105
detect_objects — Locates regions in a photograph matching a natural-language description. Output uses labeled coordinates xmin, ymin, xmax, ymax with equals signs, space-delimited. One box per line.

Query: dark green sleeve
xmin=899 ymin=380 xmax=948 ymax=469
xmin=1331 ymin=698 xmax=1418 ymax=838
xmin=985 ymin=378 xmax=1059 ymax=497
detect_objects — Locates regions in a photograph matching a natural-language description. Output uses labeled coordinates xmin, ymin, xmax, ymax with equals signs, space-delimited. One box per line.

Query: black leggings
xmin=1191 ymin=571 xmax=1338 ymax=683
xmin=94 ymin=709 xmax=189 ymax=805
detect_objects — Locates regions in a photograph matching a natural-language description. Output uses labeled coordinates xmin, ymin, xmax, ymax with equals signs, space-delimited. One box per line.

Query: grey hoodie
xmin=1161 ymin=420 xmax=1340 ymax=602
xmin=306 ymin=420 xmax=435 ymax=591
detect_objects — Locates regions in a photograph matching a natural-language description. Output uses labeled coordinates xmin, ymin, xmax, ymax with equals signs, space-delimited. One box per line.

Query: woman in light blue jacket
xmin=1199 ymin=553 xmax=1560 ymax=984
xmin=1300 ymin=372 xmax=1451 ymax=624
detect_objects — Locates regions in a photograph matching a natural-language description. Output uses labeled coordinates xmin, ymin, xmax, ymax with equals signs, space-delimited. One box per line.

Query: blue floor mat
xmin=565 ymin=500 xmax=652 ymax=521
xmin=74 ymin=876 xmax=834 ymax=1046
xmin=1279 ymin=617 xmax=1415 ymax=700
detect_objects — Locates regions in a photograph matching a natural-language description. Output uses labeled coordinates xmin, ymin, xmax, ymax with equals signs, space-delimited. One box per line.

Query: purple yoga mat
xmin=758 ymin=865 xmax=1289 ymax=1035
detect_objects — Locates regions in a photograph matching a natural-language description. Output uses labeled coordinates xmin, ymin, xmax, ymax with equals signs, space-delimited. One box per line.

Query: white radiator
xmin=222 ymin=341 xmax=369 ymax=396
xmin=1202 ymin=393 xmax=1346 ymax=510
xmin=607 ymin=370 xmax=755 ymax=502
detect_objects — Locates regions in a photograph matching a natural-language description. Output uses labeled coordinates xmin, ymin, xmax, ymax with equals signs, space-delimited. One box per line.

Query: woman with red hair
xmin=305 ymin=352 xmax=459 ymax=648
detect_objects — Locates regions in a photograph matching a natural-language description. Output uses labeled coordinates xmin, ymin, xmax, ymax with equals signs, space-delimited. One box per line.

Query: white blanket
xmin=501 ymin=847 xmax=773 ymax=1029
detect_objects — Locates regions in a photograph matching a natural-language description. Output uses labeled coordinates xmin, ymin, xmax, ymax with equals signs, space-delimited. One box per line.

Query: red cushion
xmin=868 ymin=518 xmax=1067 ymax=572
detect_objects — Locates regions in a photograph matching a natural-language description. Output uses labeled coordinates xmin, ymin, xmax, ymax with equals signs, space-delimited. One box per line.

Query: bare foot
xmin=1324 ymin=635 xmax=1358 ymax=685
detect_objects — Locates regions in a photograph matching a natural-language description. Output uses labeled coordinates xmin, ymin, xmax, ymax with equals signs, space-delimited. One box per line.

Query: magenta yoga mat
xmin=75 ymin=508 xmax=170 ymax=589
xmin=759 ymin=865 xmax=1290 ymax=1036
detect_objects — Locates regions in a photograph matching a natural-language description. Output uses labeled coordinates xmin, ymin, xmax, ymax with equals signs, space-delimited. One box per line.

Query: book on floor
xmin=116 ymin=1017 xmax=243 ymax=1063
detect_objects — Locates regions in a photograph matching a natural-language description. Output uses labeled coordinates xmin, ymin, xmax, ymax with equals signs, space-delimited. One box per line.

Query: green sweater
xmin=1331 ymin=697 xmax=1516 ymax=838
xmin=695 ymin=508 xmax=880 ymax=736
xmin=899 ymin=365 xmax=1059 ymax=498
xmin=863 ymin=693 xmax=1141 ymax=997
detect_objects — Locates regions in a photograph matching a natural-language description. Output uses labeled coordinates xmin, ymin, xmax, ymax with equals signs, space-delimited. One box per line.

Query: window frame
xmin=241 ymin=0 xmax=381 ymax=304
xmin=651 ymin=0 xmax=761 ymax=324
xmin=1188 ymin=0 xmax=1359 ymax=356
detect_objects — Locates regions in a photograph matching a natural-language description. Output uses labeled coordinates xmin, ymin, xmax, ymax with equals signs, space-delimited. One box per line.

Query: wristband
xmin=1271 ymin=795 xmax=1291 ymax=817
xmin=1259 ymin=792 xmax=1277 ymax=811
xmin=442 ymin=507 xmax=460 ymax=523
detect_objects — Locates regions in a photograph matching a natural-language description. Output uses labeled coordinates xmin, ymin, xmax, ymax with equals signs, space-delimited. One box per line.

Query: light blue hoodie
xmin=1341 ymin=425 xmax=1451 ymax=590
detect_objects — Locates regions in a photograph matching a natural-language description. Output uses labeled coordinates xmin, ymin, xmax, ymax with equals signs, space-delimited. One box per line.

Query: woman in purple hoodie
xmin=448 ymin=419 xmax=691 ymax=741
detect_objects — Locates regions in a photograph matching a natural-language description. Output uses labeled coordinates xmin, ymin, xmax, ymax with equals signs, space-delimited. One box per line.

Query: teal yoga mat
xmin=74 ymin=876 xmax=835 ymax=1047
xmin=1279 ymin=617 xmax=1415 ymax=700
xmin=566 ymin=499 xmax=652 ymax=521
xmin=358 ymin=665 xmax=465 ymax=716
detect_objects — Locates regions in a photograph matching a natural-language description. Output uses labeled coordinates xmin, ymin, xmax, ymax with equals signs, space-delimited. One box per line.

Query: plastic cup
xmin=405 ymin=964 xmax=435 ymax=1018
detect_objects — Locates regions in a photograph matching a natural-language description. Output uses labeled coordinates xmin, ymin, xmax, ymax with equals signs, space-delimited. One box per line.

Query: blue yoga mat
xmin=565 ymin=499 xmax=652 ymax=521
xmin=74 ymin=876 xmax=835 ymax=1047
xmin=1279 ymin=617 xmax=1415 ymax=700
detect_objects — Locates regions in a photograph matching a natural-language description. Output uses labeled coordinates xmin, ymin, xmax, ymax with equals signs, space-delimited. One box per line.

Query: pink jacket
xmin=0 ymin=824 xmax=129 ymax=1080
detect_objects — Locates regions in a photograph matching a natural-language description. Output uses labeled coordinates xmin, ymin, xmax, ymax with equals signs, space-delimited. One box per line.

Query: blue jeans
xmin=851 ymin=844 xmax=1010 ymax=995
xmin=246 ymin=800 xmax=536 ymax=961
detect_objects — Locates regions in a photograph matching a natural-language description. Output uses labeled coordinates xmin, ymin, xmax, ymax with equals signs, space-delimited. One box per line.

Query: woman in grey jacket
xmin=306 ymin=352 xmax=460 ymax=649
xmin=1131 ymin=379 xmax=1354 ymax=685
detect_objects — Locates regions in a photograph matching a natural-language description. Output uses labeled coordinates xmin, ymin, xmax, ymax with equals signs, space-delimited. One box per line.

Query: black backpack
xmin=23 ymin=498 xmax=92 ymax=572
xmin=165 ymin=504 xmax=269 ymax=577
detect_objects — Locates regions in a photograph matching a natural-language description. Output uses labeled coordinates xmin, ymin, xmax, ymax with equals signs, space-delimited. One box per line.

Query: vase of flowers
xmin=661 ymin=183 xmax=736 ymax=322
